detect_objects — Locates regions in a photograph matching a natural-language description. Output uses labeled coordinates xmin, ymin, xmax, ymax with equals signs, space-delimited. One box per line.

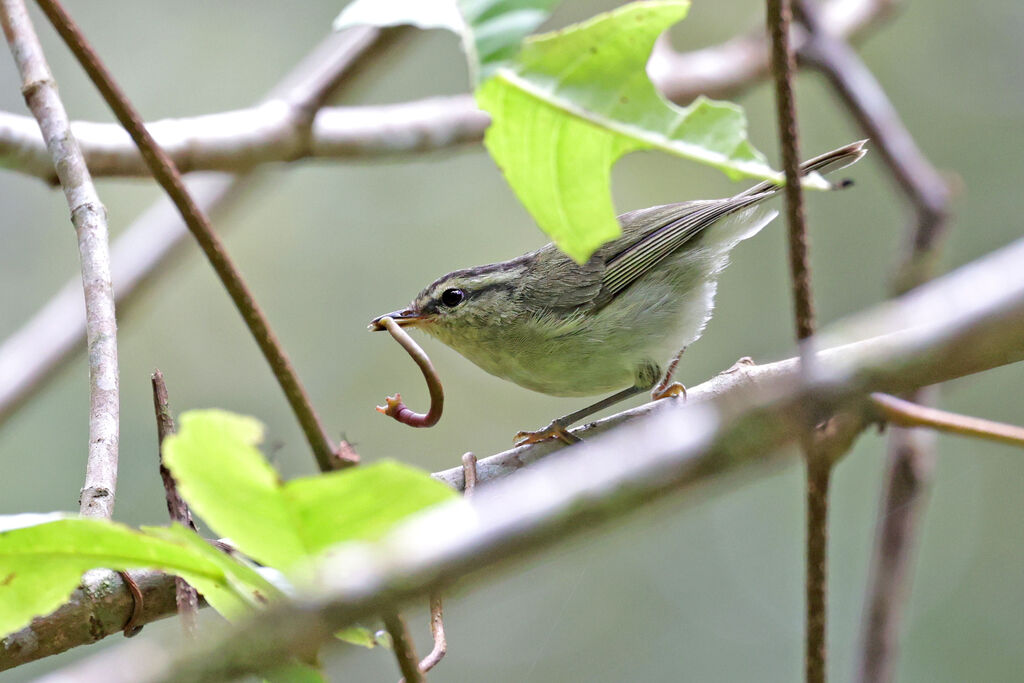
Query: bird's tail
xmin=734 ymin=139 xmax=868 ymax=199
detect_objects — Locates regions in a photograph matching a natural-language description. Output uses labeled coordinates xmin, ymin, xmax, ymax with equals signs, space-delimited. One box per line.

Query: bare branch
xmin=0 ymin=0 xmax=120 ymax=518
xmin=150 ymin=370 xmax=199 ymax=638
xmin=649 ymin=0 xmax=896 ymax=104
xmin=870 ymin=393 xmax=1024 ymax=448
xmin=0 ymin=0 xmax=894 ymax=181
xmin=34 ymin=231 xmax=1024 ymax=683
xmin=383 ymin=612 xmax=422 ymax=683
xmin=790 ymin=3 xmax=954 ymax=679
xmin=766 ymin=0 xmax=833 ymax=679
xmin=12 ymin=234 xmax=1024 ymax=679
xmin=855 ymin=407 xmax=935 ymax=683
xmin=0 ymin=28 xmax=385 ymax=427
xmin=33 ymin=0 xmax=359 ymax=471
xmin=794 ymin=0 xmax=950 ymax=294
xmin=0 ymin=570 xmax=182 ymax=671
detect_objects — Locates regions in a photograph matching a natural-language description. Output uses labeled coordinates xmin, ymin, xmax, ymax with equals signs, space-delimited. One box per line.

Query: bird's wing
xmin=598 ymin=193 xmax=772 ymax=301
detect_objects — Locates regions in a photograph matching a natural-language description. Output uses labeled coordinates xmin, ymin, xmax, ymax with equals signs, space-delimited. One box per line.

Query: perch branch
xmin=34 ymin=0 xmax=355 ymax=472
xmin=34 ymin=229 xmax=1024 ymax=683
xmin=11 ymin=233 xmax=1024 ymax=675
xmin=0 ymin=0 xmax=120 ymax=519
xmin=0 ymin=0 xmax=894 ymax=180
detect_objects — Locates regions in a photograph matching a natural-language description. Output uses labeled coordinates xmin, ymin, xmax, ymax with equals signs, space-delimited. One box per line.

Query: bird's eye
xmin=440 ymin=288 xmax=466 ymax=308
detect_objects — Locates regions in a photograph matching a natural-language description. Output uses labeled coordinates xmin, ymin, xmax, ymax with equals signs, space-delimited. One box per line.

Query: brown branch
xmin=375 ymin=317 xmax=445 ymax=428
xmin=649 ymin=0 xmax=896 ymax=106
xmin=150 ymin=370 xmax=199 ymax=638
xmin=791 ymin=3 xmax=953 ymax=680
xmin=0 ymin=28 xmax=384 ymax=671
xmin=406 ymin=456 xmax=481 ymax=681
xmin=33 ymin=0 xmax=352 ymax=472
xmin=0 ymin=0 xmax=120 ymax=519
xmin=766 ymin=1 xmax=835 ymax=681
xmin=855 ymin=403 xmax=935 ymax=683
xmin=870 ymin=393 xmax=1024 ymax=448
xmin=0 ymin=27 xmax=385 ymax=428
xmin=383 ymin=612 xmax=422 ymax=683
xmin=794 ymin=0 xmax=950 ymax=294
xmin=0 ymin=570 xmax=183 ymax=671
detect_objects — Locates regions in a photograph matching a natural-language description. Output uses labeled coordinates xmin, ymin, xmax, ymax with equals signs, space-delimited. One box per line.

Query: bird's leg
xmin=651 ymin=347 xmax=687 ymax=401
xmin=513 ymin=385 xmax=644 ymax=447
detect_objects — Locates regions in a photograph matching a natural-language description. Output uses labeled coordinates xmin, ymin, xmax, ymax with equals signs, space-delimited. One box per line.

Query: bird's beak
xmin=368 ymin=307 xmax=428 ymax=331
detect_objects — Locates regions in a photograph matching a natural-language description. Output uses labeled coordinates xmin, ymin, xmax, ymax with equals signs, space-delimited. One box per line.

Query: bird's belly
xmin=441 ymin=277 xmax=717 ymax=397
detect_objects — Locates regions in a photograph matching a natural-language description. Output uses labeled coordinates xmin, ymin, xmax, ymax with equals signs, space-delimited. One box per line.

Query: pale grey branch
xmin=0 ymin=0 xmax=892 ymax=180
xmin=33 ymin=234 xmax=1024 ymax=683
xmin=0 ymin=27 xmax=384 ymax=426
xmin=0 ymin=0 xmax=119 ymax=518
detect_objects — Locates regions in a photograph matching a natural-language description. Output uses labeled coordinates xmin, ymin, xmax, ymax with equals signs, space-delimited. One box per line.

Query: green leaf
xmin=141 ymin=524 xmax=285 ymax=619
xmin=164 ymin=410 xmax=457 ymax=573
xmin=476 ymin=0 xmax=803 ymax=263
xmin=334 ymin=0 xmax=560 ymax=82
xmin=0 ymin=515 xmax=251 ymax=638
xmin=162 ymin=410 xmax=306 ymax=570
xmin=284 ymin=461 xmax=457 ymax=556
xmin=264 ymin=662 xmax=328 ymax=683
xmin=336 ymin=625 xmax=382 ymax=649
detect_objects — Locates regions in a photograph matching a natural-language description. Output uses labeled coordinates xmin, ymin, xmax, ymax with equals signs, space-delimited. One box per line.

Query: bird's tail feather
xmin=735 ymin=139 xmax=868 ymax=198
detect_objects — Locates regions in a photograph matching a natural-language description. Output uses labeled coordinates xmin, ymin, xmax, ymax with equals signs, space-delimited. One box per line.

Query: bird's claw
xmin=513 ymin=419 xmax=581 ymax=447
xmin=651 ymin=382 xmax=687 ymax=401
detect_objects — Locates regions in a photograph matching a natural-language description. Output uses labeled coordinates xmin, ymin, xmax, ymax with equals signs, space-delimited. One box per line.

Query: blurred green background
xmin=1 ymin=0 xmax=1022 ymax=680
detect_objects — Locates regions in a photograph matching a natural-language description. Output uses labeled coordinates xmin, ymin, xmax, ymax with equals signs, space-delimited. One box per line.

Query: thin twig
xmin=409 ymin=455 xmax=482 ymax=680
xmin=150 ymin=370 xmax=199 ymax=639
xmin=383 ymin=612 xmax=423 ymax=683
xmin=375 ymin=317 xmax=444 ymax=428
xmin=791 ymin=3 xmax=953 ymax=680
xmin=768 ymin=0 xmax=816 ymax=342
xmin=0 ymin=27 xmax=386 ymax=428
xmin=0 ymin=0 xmax=120 ymax=519
xmin=870 ymin=393 xmax=1024 ymax=448
xmin=400 ymin=595 xmax=446 ymax=683
xmin=33 ymin=0 xmax=351 ymax=472
xmin=766 ymin=0 xmax=834 ymax=680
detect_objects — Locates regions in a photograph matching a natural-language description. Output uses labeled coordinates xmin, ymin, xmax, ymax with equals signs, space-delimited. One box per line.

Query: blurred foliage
xmin=0 ymin=0 xmax=1022 ymax=681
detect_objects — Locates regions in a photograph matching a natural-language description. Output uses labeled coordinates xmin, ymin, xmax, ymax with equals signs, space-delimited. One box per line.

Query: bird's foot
xmin=513 ymin=419 xmax=581 ymax=447
xmin=651 ymin=381 xmax=687 ymax=401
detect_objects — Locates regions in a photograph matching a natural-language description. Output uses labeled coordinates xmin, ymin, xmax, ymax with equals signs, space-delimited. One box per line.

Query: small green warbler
xmin=371 ymin=141 xmax=866 ymax=445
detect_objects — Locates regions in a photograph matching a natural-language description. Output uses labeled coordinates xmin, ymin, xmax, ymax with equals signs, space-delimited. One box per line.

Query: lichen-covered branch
xmin=0 ymin=0 xmax=120 ymax=519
